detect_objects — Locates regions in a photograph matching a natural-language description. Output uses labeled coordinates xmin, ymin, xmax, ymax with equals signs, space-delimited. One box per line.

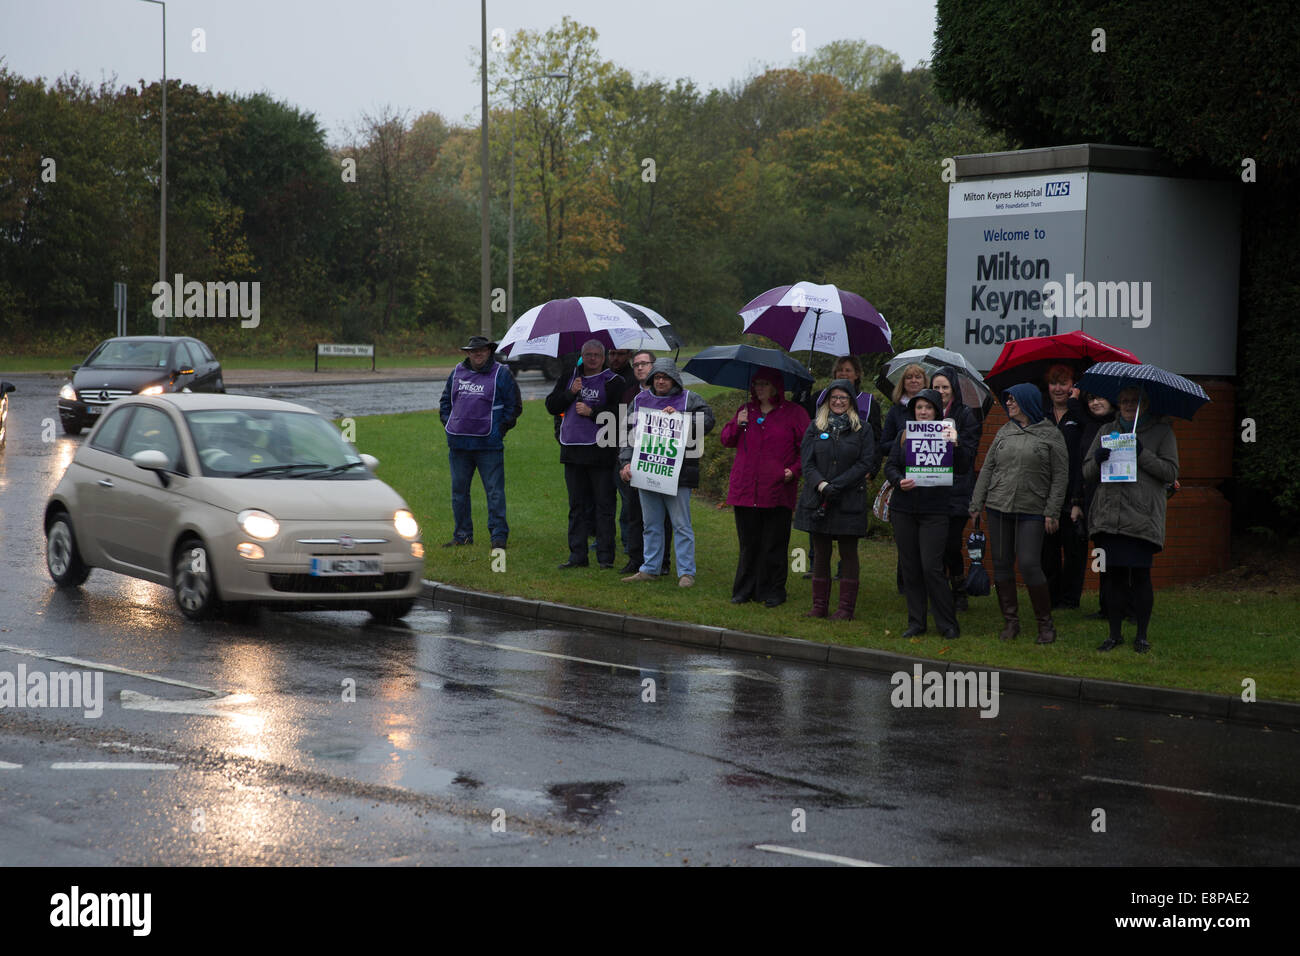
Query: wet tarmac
xmin=2 ymin=373 xmax=1298 ymax=866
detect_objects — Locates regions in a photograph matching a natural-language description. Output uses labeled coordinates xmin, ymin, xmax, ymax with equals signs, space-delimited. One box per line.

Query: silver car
xmin=44 ymin=393 xmax=424 ymax=622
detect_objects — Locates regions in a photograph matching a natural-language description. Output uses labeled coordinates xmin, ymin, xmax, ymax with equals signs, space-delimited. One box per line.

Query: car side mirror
xmin=175 ymin=366 xmax=195 ymax=377
xmin=0 ymin=382 xmax=14 ymax=395
xmin=360 ymin=454 xmax=379 ymax=473
xmin=132 ymin=449 xmax=172 ymax=487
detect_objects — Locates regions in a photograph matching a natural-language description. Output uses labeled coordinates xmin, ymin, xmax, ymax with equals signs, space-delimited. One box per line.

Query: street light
xmin=508 ymin=71 xmax=567 ymax=326
xmin=138 ymin=0 xmax=167 ymax=334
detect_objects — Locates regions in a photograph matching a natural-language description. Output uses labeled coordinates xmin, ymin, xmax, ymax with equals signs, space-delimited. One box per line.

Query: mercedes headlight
xmin=59 ymin=384 xmax=77 ymax=401
xmin=139 ymin=384 xmax=165 ymax=396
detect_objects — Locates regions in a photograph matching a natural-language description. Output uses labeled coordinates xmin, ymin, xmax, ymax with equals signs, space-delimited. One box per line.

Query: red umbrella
xmin=984 ymin=331 xmax=1140 ymax=394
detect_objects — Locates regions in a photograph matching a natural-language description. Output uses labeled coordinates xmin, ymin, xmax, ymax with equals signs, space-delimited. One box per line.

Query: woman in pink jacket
xmin=720 ymin=370 xmax=811 ymax=607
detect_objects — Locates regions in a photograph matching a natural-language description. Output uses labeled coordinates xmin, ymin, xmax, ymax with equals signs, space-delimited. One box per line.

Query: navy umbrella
xmin=683 ymin=345 xmax=814 ymax=392
xmin=1075 ymin=362 xmax=1210 ymax=420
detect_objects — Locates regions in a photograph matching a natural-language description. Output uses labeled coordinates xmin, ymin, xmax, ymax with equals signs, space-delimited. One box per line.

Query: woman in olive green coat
xmin=969 ymin=384 xmax=1069 ymax=644
xmin=1081 ymin=387 xmax=1179 ymax=654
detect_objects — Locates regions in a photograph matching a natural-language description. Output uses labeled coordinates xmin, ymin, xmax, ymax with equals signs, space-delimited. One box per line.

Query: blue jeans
xmin=639 ymin=488 xmax=695 ymax=577
xmin=449 ymin=448 xmax=507 ymax=543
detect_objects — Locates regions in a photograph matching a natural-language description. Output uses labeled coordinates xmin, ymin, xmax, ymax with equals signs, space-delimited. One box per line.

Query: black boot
xmin=950 ymin=575 xmax=969 ymax=612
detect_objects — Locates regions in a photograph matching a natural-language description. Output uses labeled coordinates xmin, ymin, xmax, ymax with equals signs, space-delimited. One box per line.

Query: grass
xmin=352 ymin=398 xmax=1300 ymax=704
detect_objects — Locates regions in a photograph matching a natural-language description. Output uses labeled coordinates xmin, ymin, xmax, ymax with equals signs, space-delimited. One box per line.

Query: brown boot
xmin=830 ymin=578 xmax=859 ymax=620
xmin=995 ymin=579 xmax=1020 ymax=641
xmin=1027 ymin=583 xmax=1057 ymax=644
xmin=805 ymin=577 xmax=831 ymax=617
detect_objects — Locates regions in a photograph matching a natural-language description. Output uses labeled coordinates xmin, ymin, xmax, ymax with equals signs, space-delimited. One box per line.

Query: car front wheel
xmin=62 ymin=420 xmax=82 ymax=436
xmin=46 ymin=513 xmax=91 ymax=586
xmin=367 ymin=598 xmax=415 ymax=624
xmin=173 ymin=537 xmax=221 ymax=621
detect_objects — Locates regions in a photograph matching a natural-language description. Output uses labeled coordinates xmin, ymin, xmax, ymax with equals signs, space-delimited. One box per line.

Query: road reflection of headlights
xmin=394 ymin=510 xmax=419 ymax=539
xmin=59 ymin=384 xmax=77 ymax=401
xmin=139 ymin=385 xmax=165 ymax=396
xmin=237 ymin=509 xmax=280 ymax=540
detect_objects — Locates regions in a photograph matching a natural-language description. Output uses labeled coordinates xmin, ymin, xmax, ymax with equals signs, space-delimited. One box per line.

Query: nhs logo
xmin=1045 ymin=181 xmax=1070 ymax=197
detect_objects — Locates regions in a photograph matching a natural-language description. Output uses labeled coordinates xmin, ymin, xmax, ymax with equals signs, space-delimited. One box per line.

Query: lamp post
xmin=479 ymin=0 xmax=491 ymax=340
xmin=507 ymin=71 xmax=567 ymax=325
xmin=138 ymin=0 xmax=167 ymax=335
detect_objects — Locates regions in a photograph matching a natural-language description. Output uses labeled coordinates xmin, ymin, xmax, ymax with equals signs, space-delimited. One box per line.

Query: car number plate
xmin=310 ymin=557 xmax=382 ymax=576
xmin=87 ymin=406 xmax=102 ymax=415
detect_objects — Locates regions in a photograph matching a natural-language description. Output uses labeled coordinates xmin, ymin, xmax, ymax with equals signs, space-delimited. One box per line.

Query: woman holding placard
xmin=930 ymin=367 xmax=983 ymax=612
xmin=1081 ymin=387 xmax=1179 ymax=653
xmin=885 ymin=389 xmax=971 ymax=639
xmin=969 ymin=384 xmax=1070 ymax=644
xmin=793 ymin=381 xmax=875 ymax=620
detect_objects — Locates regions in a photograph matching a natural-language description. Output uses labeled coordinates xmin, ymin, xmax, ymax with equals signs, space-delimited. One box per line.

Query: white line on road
xmin=1081 ymin=774 xmax=1300 ymax=811
xmin=51 ymin=762 xmax=179 ymax=771
xmin=425 ymin=633 xmax=780 ymax=682
xmin=0 ymin=643 xmax=225 ymax=697
xmin=0 ymin=761 xmax=21 ymax=770
xmin=754 ymin=844 xmax=886 ymax=867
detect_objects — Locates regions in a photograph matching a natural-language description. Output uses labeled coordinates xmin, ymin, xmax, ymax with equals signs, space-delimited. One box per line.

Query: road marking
xmin=1082 ymin=775 xmax=1300 ymax=811
xmin=120 ymin=689 xmax=255 ymax=716
xmin=0 ymin=644 xmax=224 ymax=697
xmin=425 ymin=633 xmax=780 ymax=682
xmin=0 ymin=761 xmax=21 ymax=770
xmin=754 ymin=844 xmax=886 ymax=867
xmin=51 ymin=762 xmax=178 ymax=771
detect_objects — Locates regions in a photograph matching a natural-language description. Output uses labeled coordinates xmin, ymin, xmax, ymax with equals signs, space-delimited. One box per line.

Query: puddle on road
xmin=547 ymin=781 xmax=624 ymax=821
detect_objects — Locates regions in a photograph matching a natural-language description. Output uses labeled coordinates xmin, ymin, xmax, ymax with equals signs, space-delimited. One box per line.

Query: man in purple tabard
xmin=545 ymin=339 xmax=620 ymax=569
xmin=439 ymin=335 xmax=523 ymax=548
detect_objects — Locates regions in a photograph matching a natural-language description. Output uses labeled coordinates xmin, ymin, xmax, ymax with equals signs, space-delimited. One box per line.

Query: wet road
xmin=2 ymin=374 xmax=1298 ymax=865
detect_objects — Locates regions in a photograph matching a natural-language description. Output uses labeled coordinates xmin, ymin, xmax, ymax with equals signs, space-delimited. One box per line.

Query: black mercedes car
xmin=57 ymin=336 xmax=224 ymax=435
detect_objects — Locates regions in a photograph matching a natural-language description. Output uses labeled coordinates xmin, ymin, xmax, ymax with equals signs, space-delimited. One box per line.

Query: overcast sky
xmin=1 ymin=0 xmax=938 ymax=144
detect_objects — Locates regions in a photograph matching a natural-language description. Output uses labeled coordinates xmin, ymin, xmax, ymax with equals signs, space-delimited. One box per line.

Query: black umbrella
xmin=1075 ymin=362 xmax=1210 ymax=420
xmin=683 ymin=344 xmax=814 ymax=392
xmin=965 ymin=528 xmax=990 ymax=597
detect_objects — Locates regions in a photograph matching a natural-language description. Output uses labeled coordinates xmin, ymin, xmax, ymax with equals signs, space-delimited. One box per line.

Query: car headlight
xmin=394 ymin=510 xmax=419 ymax=539
xmin=139 ymin=384 xmax=165 ymax=396
xmin=237 ymin=509 xmax=280 ymax=540
xmin=59 ymin=384 xmax=77 ymax=401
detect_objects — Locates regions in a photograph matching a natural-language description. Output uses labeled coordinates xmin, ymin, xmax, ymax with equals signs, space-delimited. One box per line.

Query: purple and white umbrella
xmin=498 ymin=296 xmax=671 ymax=358
xmin=612 ymin=299 xmax=685 ymax=350
xmin=739 ymin=281 xmax=891 ymax=356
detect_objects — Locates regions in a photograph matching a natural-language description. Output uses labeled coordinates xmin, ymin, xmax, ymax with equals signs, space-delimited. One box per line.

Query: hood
xmin=1002 ymin=383 xmax=1046 ymax=425
xmin=817 ymin=378 xmax=857 ymax=409
xmin=908 ymin=388 xmax=945 ymax=420
xmin=748 ymin=369 xmax=785 ymax=405
xmin=199 ymin=474 xmax=409 ymax=521
xmin=648 ymin=358 xmax=683 ymax=394
xmin=72 ymin=367 xmax=175 ymax=395
xmin=931 ymin=366 xmax=966 ymax=412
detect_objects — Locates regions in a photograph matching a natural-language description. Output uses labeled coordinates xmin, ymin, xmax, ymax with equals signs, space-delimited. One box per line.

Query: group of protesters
xmin=440 ymin=336 xmax=1179 ymax=651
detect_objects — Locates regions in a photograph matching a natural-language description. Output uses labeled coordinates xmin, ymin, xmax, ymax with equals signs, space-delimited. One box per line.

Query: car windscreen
xmin=184 ymin=409 xmax=370 ymax=479
xmin=85 ymin=340 xmax=172 ymax=369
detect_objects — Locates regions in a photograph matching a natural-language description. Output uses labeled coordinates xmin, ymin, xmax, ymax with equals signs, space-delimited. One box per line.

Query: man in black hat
xmin=439 ymin=335 xmax=523 ymax=547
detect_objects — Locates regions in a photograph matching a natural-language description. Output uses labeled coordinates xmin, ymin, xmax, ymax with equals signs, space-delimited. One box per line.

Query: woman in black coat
xmin=885 ymin=389 xmax=972 ymax=639
xmin=793 ymin=380 xmax=875 ymax=620
xmin=930 ymin=367 xmax=982 ymax=611
xmin=1073 ymin=391 xmax=1115 ymax=618
xmin=1041 ymin=363 xmax=1088 ymax=608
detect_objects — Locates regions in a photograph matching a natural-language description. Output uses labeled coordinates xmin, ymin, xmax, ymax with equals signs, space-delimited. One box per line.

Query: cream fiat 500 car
xmin=44 ymin=393 xmax=424 ymax=622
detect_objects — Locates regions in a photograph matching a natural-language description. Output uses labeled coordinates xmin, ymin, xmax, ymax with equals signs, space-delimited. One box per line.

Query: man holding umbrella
xmin=439 ymin=335 xmax=523 ymax=548
xmin=547 ymin=339 xmax=622 ymax=569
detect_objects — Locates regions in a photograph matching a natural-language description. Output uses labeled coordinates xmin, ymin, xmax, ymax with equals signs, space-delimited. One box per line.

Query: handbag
xmin=872 ymin=479 xmax=894 ymax=521
xmin=964 ymin=519 xmax=990 ymax=597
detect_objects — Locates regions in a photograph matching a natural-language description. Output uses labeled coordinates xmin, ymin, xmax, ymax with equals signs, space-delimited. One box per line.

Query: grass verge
xmin=353 ymin=399 xmax=1300 ymax=703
